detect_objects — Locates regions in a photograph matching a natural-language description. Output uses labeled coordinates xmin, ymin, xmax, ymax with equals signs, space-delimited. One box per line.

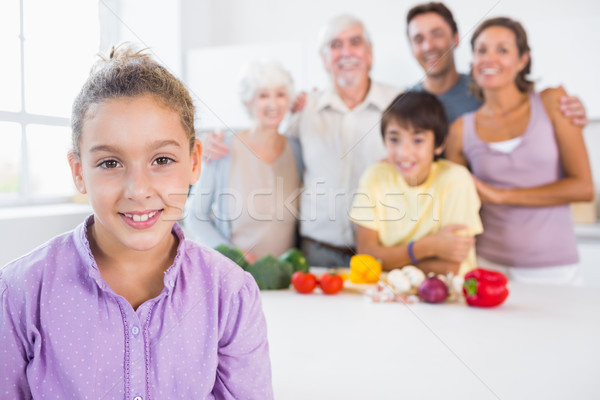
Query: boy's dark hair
xmin=381 ymin=91 xmax=448 ymax=148
xmin=406 ymin=2 xmax=458 ymax=35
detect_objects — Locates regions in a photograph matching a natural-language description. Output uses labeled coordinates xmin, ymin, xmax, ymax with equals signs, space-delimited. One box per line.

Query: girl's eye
xmin=154 ymin=156 xmax=174 ymax=166
xmin=99 ymin=159 xmax=121 ymax=169
xmin=414 ymin=137 xmax=424 ymax=144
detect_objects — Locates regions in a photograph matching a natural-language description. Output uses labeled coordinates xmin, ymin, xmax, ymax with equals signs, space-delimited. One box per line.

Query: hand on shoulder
xmin=201 ymin=130 xmax=230 ymax=162
xmin=542 ymin=86 xmax=587 ymax=127
xmin=540 ymin=86 xmax=567 ymax=105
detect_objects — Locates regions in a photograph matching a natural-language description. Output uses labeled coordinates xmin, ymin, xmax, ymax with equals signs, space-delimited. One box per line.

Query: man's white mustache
xmin=337 ymin=57 xmax=361 ymax=69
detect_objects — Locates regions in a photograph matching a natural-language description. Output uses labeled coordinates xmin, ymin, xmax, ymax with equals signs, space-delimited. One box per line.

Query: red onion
xmin=418 ymin=277 xmax=448 ymax=303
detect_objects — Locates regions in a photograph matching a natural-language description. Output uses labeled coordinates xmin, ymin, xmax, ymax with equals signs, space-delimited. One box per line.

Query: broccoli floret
xmin=246 ymin=255 xmax=293 ymax=290
xmin=215 ymin=244 xmax=250 ymax=270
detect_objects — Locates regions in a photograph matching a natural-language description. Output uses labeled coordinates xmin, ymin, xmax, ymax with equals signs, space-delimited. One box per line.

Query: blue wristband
xmin=407 ymin=241 xmax=419 ymax=265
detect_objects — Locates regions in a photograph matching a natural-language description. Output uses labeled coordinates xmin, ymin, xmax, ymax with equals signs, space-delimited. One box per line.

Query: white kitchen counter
xmin=260 ymin=281 xmax=599 ymax=400
xmin=575 ymin=221 xmax=600 ymax=240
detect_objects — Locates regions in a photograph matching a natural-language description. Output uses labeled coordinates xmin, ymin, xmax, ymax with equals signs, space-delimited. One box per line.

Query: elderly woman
xmin=185 ymin=60 xmax=302 ymax=263
xmin=446 ymin=17 xmax=593 ymax=284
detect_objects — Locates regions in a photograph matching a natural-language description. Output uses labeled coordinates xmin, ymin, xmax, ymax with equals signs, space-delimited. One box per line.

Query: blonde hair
xmin=71 ymin=44 xmax=196 ymax=156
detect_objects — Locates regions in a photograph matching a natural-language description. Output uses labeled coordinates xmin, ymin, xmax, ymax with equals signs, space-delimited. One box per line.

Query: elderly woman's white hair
xmin=238 ymin=59 xmax=294 ymax=108
xmin=317 ymin=14 xmax=372 ymax=57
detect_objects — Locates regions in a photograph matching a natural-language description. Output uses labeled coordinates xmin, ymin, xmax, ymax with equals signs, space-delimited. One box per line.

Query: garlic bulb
xmin=401 ymin=265 xmax=426 ymax=287
xmin=387 ymin=269 xmax=412 ymax=293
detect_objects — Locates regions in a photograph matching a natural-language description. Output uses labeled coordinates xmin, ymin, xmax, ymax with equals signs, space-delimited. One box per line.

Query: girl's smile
xmin=119 ymin=209 xmax=163 ymax=229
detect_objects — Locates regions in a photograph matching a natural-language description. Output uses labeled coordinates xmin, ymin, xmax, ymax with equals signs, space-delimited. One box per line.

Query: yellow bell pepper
xmin=349 ymin=254 xmax=382 ymax=284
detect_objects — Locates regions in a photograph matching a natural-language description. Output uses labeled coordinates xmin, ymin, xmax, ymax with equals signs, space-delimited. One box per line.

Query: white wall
xmin=0 ymin=204 xmax=92 ymax=267
xmin=181 ymin=0 xmax=600 ymax=116
xmin=100 ymin=0 xmax=182 ymax=76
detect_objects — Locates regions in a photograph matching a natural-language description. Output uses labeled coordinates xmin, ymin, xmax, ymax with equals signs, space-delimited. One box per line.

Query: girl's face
xmin=384 ymin=119 xmax=442 ymax=186
xmin=248 ymin=85 xmax=289 ymax=129
xmin=69 ymin=94 xmax=201 ymax=254
xmin=472 ymin=26 xmax=529 ymax=91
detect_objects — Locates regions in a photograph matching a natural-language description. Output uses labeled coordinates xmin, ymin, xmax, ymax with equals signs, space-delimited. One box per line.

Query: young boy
xmin=350 ymin=91 xmax=482 ymax=275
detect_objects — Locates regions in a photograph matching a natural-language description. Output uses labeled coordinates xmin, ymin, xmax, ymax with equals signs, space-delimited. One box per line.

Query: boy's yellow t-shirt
xmin=350 ymin=159 xmax=483 ymax=275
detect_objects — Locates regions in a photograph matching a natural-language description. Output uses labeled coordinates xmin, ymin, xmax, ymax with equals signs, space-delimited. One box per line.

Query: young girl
xmin=350 ymin=91 xmax=483 ymax=275
xmin=446 ymin=17 xmax=593 ymax=284
xmin=0 ymin=45 xmax=273 ymax=399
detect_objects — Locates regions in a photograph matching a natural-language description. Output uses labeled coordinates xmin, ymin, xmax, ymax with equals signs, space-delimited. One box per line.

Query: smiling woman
xmin=445 ymin=17 xmax=594 ymax=284
xmin=185 ymin=59 xmax=302 ymax=263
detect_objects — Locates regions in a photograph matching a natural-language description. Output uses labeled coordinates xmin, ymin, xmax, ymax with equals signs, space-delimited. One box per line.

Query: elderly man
xmin=286 ymin=15 xmax=399 ymax=267
xmin=406 ymin=2 xmax=587 ymax=124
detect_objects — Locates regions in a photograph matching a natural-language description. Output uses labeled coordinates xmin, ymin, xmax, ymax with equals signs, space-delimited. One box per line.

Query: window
xmin=0 ymin=0 xmax=100 ymax=206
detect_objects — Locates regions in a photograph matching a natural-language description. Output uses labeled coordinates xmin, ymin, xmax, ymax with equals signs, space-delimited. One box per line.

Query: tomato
xmin=318 ymin=273 xmax=344 ymax=295
xmin=291 ymin=271 xmax=317 ymax=294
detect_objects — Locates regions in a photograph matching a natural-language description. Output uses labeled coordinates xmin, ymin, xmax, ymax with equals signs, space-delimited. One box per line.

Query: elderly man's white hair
xmin=317 ymin=14 xmax=372 ymax=56
xmin=238 ymin=59 xmax=294 ymax=111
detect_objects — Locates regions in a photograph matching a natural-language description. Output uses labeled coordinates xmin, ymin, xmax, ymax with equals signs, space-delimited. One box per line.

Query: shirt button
xmin=131 ymin=326 xmax=140 ymax=335
xmin=169 ymin=279 xmax=175 ymax=288
xmin=133 ymin=397 xmax=143 ymax=400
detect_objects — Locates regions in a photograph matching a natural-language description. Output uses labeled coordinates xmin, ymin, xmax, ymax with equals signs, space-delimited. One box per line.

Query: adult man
xmin=287 ymin=15 xmax=399 ymax=267
xmin=406 ymin=2 xmax=587 ymax=124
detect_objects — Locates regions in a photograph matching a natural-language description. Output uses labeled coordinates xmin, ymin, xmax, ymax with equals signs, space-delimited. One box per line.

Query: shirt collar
xmin=74 ymin=214 xmax=186 ymax=295
xmin=316 ymin=80 xmax=390 ymax=113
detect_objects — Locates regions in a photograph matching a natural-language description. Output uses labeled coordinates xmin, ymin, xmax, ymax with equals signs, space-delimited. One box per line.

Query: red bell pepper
xmin=463 ymin=268 xmax=509 ymax=307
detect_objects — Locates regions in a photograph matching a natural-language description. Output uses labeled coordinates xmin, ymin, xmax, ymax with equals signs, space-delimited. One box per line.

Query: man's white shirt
xmin=286 ymin=81 xmax=400 ymax=247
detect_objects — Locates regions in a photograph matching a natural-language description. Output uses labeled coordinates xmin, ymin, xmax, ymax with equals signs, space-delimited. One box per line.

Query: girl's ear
xmin=189 ymin=139 xmax=202 ymax=185
xmin=68 ymin=152 xmax=87 ymax=194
